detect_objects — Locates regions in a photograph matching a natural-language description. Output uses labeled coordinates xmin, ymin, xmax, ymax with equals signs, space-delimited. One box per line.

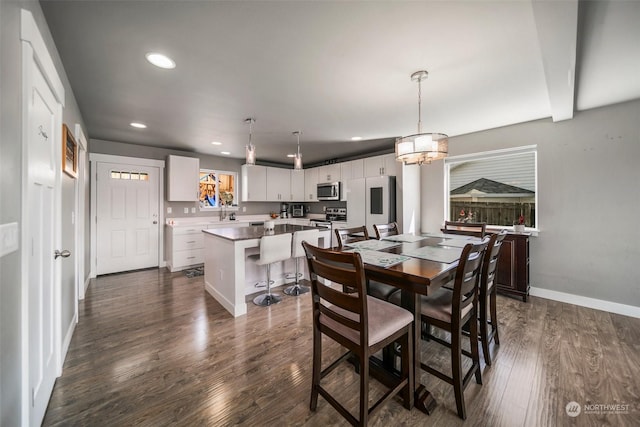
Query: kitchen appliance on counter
xmin=347 ymin=176 xmax=395 ymax=236
xmin=317 ymin=182 xmax=341 ymax=201
xmin=280 ymin=203 xmax=289 ymax=219
xmin=291 ymin=204 xmax=305 ymax=218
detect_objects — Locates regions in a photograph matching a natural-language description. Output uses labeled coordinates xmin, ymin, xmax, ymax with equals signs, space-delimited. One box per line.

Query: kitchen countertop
xmin=166 ymin=215 xmax=311 ymax=227
xmin=202 ymin=224 xmax=322 ymax=241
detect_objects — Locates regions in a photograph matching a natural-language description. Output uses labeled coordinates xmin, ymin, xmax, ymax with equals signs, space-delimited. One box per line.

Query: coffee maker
xmin=280 ymin=203 xmax=289 ymax=219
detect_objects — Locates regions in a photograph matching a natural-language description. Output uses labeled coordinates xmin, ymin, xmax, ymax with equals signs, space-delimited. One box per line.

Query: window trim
xmin=198 ymin=168 xmax=238 ymax=211
xmin=444 ymin=145 xmax=539 ymax=234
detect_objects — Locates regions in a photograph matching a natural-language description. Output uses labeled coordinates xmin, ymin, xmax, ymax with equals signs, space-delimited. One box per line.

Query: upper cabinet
xmin=304 ymin=168 xmax=318 ymax=202
xmin=291 ymin=170 xmax=305 ymax=201
xmin=363 ymin=153 xmax=397 ymax=177
xmin=340 ymin=159 xmax=364 ymax=201
xmin=317 ymin=163 xmax=341 ymax=183
xmin=167 ymin=155 xmax=200 ymax=201
xmin=266 ymin=167 xmax=291 ymax=201
xmin=241 ymin=164 xmax=267 ymax=201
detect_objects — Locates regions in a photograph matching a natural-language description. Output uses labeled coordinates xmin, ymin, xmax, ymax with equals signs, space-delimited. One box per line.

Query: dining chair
xmin=419 ymin=238 xmax=489 ymax=420
xmin=249 ymin=233 xmax=292 ymax=306
xmin=373 ymin=222 xmax=399 ymax=240
xmin=284 ymin=229 xmax=319 ymax=296
xmin=478 ymin=230 xmax=507 ymax=365
xmin=335 ymin=225 xmax=398 ymax=302
xmin=442 ymin=221 xmax=486 ymax=238
xmin=302 ymin=241 xmax=414 ymax=426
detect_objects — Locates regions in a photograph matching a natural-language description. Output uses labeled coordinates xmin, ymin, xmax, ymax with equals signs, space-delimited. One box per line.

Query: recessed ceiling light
xmin=130 ymin=122 xmax=147 ymax=129
xmin=221 ymin=151 xmax=231 ymax=155
xmin=351 ymin=136 xmax=363 ymax=141
xmin=145 ymin=52 xmax=176 ymax=69
xmin=211 ymin=141 xmax=222 ymax=145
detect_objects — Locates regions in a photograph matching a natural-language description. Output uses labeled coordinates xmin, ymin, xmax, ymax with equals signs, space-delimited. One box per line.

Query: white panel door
xmin=96 ymin=162 xmax=159 ymax=274
xmin=26 ymin=53 xmax=60 ymax=426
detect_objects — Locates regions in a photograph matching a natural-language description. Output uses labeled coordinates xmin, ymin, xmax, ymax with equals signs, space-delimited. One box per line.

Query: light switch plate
xmin=167 ymin=207 xmax=172 ymax=214
xmin=191 ymin=207 xmax=196 ymax=213
xmin=183 ymin=207 xmax=189 ymax=214
xmin=0 ymin=222 xmax=19 ymax=258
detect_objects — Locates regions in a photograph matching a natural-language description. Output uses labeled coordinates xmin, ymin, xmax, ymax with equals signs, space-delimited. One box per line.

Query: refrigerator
xmin=346 ymin=176 xmax=396 ymax=237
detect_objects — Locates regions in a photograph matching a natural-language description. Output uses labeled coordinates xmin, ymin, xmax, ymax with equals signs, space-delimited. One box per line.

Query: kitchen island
xmin=203 ymin=224 xmax=330 ymax=317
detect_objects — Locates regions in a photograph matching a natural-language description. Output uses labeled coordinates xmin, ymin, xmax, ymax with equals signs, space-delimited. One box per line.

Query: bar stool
xmin=250 ymin=233 xmax=292 ymax=306
xmin=284 ymin=229 xmax=319 ymax=296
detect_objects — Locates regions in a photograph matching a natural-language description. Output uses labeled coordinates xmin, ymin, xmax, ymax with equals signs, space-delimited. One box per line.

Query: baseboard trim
xmin=204 ymin=280 xmax=247 ymax=318
xmin=530 ymin=287 xmax=640 ymax=319
xmin=60 ymin=312 xmax=77 ymax=374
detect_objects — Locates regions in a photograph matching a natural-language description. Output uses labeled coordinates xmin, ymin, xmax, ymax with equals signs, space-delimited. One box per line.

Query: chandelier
xmin=245 ymin=117 xmax=256 ymax=165
xmin=293 ymin=131 xmax=303 ymax=170
xmin=395 ymin=70 xmax=448 ymax=165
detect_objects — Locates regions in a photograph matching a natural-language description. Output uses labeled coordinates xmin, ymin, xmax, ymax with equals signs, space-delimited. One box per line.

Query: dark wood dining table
xmin=349 ymin=235 xmax=464 ymax=414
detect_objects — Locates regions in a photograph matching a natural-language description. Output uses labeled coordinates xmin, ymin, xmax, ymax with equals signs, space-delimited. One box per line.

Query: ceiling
xmin=40 ymin=0 xmax=640 ymax=166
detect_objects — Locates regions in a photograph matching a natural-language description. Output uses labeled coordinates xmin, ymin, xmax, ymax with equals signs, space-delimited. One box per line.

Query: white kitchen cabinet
xmin=304 ymin=168 xmax=318 ymax=202
xmin=167 ymin=155 xmax=199 ymax=201
xmin=317 ymin=163 xmax=341 ymax=183
xmin=290 ymin=169 xmax=305 ymax=201
xmin=340 ymin=159 xmax=364 ymax=201
xmin=166 ymin=225 xmax=206 ymax=272
xmin=266 ymin=167 xmax=291 ymax=201
xmin=363 ymin=153 xmax=397 ymax=177
xmin=241 ymin=164 xmax=267 ymax=201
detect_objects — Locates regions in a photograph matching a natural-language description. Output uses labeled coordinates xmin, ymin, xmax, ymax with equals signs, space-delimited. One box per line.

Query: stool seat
xmin=251 ymin=233 xmax=292 ymax=307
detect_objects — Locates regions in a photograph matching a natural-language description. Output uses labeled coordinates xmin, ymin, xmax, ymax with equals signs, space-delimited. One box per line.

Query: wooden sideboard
xmin=495 ymin=232 xmax=530 ymax=301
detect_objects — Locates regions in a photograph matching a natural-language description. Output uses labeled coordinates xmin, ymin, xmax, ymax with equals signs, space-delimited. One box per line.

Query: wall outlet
xmin=183 ymin=207 xmax=189 ymax=214
xmin=191 ymin=207 xmax=196 ymax=213
xmin=167 ymin=207 xmax=172 ymax=214
xmin=242 ymin=206 xmax=246 ymax=212
xmin=322 ymin=206 xmax=326 ymax=212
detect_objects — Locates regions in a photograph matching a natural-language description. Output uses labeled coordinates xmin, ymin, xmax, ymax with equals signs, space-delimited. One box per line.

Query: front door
xmin=96 ymin=162 xmax=159 ymax=275
xmin=26 ymin=48 xmax=61 ymax=425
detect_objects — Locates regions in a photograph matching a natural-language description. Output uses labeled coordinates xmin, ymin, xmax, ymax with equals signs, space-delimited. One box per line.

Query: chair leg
xmin=359 ymin=352 xmax=369 ymax=427
xmin=451 ymin=325 xmax=467 ymax=420
xmin=310 ymin=328 xmax=321 ymax=411
xmin=284 ymin=257 xmax=310 ymax=296
xmin=479 ymin=293 xmax=491 ymax=366
xmin=469 ymin=313 xmax=482 ymax=386
xmin=253 ymin=264 xmax=282 ymax=306
xmin=490 ymin=289 xmax=500 ymax=345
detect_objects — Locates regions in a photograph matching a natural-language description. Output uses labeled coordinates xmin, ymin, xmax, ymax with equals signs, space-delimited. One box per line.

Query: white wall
xmin=422 ymin=99 xmax=640 ymax=307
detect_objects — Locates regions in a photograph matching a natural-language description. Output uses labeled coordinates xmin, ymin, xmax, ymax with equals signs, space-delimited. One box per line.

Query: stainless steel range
xmin=309 ymin=207 xmax=347 ymax=231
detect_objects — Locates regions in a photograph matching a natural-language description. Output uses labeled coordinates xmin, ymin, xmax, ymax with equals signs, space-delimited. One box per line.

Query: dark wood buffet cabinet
xmin=495 ymin=232 xmax=530 ymax=301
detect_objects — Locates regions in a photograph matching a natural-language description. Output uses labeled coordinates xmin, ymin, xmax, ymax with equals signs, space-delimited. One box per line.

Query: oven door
xmin=310 ymin=220 xmax=331 ymax=230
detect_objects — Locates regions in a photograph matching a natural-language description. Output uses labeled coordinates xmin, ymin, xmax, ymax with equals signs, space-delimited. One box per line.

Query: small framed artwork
xmin=62 ymin=124 xmax=78 ymax=178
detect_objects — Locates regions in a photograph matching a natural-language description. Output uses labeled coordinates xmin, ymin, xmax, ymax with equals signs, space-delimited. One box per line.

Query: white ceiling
xmin=40 ymin=0 xmax=640 ymax=165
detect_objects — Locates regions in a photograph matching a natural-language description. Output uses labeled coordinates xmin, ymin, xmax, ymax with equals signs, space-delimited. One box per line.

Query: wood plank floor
xmin=43 ymin=268 xmax=640 ymax=426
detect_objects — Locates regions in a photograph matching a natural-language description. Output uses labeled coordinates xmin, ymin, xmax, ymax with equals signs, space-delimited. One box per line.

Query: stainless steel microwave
xmin=317 ymin=182 xmax=341 ymax=200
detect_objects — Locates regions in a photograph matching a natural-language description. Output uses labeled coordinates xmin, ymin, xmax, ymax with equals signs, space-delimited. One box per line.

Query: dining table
xmin=339 ymin=232 xmax=480 ymax=414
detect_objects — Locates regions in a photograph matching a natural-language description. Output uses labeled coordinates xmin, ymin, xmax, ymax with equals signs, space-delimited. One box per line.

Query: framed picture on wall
xmin=62 ymin=123 xmax=78 ymax=178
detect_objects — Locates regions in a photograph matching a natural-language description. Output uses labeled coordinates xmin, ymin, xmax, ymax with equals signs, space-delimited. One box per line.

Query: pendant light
xmin=395 ymin=70 xmax=448 ymax=165
xmin=293 ymin=131 xmax=303 ymax=170
xmin=245 ymin=117 xmax=256 ymax=165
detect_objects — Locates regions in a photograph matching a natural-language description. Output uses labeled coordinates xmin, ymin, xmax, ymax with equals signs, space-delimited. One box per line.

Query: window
xmin=445 ymin=145 xmax=537 ymax=229
xmin=199 ymin=169 xmax=237 ymax=209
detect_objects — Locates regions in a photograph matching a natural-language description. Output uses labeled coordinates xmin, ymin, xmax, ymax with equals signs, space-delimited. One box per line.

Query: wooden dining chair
xmin=302 ymin=241 xmax=414 ymax=426
xmin=335 ymin=225 xmax=398 ymax=302
xmin=478 ymin=230 xmax=507 ymax=365
xmin=419 ymin=238 xmax=489 ymax=420
xmin=373 ymin=222 xmax=399 ymax=239
xmin=442 ymin=221 xmax=486 ymax=238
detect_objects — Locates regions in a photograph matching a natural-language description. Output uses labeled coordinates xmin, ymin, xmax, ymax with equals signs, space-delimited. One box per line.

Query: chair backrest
xmin=258 ymin=233 xmax=292 ymax=265
xmin=335 ymin=226 xmax=369 ymax=248
xmin=480 ymin=230 xmax=507 ymax=298
xmin=302 ymin=241 xmax=368 ymax=347
xmin=451 ymin=238 xmax=489 ymax=323
xmin=442 ymin=221 xmax=487 ymax=238
xmin=292 ymin=229 xmax=319 ymax=258
xmin=373 ymin=222 xmax=399 ymax=240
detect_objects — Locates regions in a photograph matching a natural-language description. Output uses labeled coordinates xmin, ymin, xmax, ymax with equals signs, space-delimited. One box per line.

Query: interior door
xmin=96 ymin=162 xmax=159 ymax=275
xmin=26 ymin=51 xmax=60 ymax=425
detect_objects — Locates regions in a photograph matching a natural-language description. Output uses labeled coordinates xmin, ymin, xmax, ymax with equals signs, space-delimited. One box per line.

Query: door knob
xmin=54 ymin=249 xmax=71 ymax=259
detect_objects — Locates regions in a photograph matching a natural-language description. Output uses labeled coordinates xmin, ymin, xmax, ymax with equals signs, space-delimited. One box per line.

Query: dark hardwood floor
xmin=43 ymin=268 xmax=640 ymax=426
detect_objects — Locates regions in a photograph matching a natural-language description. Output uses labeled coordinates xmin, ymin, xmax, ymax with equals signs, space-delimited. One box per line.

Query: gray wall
xmin=0 ymin=1 xmax=88 ymax=424
xmin=421 ymin=99 xmax=640 ymax=307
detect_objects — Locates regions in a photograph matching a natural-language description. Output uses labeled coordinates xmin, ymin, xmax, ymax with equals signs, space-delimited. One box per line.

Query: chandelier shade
xmin=245 ymin=117 xmax=256 ymax=165
xmin=395 ymin=70 xmax=448 ymax=165
xmin=293 ymin=131 xmax=303 ymax=170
